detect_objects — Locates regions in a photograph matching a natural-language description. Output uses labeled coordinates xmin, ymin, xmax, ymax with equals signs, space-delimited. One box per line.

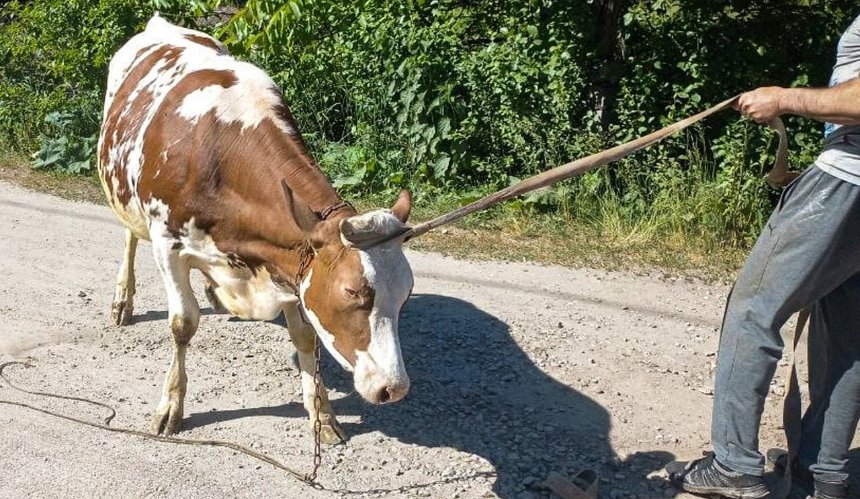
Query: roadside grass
xmin=0 ymin=150 xmax=104 ymax=204
xmin=402 ymin=207 xmax=745 ymax=281
xmin=0 ymin=151 xmax=746 ymax=281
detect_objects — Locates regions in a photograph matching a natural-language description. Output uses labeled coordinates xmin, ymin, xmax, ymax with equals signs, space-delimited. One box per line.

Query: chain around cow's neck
xmin=291 ymin=242 xmax=315 ymax=298
xmin=287 ymin=240 xmax=324 ymax=482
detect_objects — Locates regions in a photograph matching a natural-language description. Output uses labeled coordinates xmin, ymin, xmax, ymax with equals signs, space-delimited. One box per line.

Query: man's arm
xmin=736 ymin=77 xmax=860 ymax=124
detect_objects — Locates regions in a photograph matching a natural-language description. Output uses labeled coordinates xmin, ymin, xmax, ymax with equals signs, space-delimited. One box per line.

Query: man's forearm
xmin=779 ymin=78 xmax=860 ymax=124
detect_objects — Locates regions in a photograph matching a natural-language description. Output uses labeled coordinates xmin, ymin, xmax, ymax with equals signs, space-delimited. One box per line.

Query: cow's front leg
xmin=150 ymin=236 xmax=200 ymax=435
xmin=111 ymin=229 xmax=138 ymax=326
xmin=285 ymin=303 xmax=346 ymax=445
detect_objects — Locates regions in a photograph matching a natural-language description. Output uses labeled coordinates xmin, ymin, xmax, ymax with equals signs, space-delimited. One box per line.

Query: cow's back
xmin=98 ymin=15 xmax=299 ymax=241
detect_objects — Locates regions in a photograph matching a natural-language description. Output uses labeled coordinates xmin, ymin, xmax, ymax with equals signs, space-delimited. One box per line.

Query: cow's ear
xmin=281 ymin=180 xmax=320 ymax=233
xmin=391 ymin=189 xmax=411 ymax=223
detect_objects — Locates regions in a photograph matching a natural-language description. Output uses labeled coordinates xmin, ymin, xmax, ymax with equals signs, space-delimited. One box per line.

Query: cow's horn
xmin=339 ymin=217 xmax=410 ymax=249
xmin=339 ymin=218 xmax=376 ymax=248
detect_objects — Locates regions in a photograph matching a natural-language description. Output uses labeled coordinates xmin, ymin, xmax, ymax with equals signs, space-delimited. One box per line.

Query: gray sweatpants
xmin=712 ymin=166 xmax=860 ymax=482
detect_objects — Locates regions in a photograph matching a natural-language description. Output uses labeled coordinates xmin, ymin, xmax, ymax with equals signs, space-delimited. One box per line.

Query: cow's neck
xmin=251 ymin=118 xmax=354 ymax=220
xmin=215 ymin=122 xmax=355 ymax=290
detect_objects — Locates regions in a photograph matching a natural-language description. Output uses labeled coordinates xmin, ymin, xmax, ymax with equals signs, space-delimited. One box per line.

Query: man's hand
xmin=735 ymin=86 xmax=785 ymax=123
xmin=734 ymin=79 xmax=860 ymax=125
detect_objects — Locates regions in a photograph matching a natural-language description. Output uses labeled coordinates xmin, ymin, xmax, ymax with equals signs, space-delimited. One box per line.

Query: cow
xmin=97 ymin=14 xmax=414 ymax=444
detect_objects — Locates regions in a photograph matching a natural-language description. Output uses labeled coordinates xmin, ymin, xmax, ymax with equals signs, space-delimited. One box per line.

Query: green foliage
xmin=0 ymin=0 xmax=857 ymax=248
xmin=32 ymin=111 xmax=99 ymax=172
xmin=217 ymin=0 xmax=595 ymax=194
xmin=0 ymin=0 xmax=198 ymax=172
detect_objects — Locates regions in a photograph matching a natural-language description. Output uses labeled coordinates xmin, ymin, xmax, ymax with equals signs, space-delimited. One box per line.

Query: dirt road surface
xmin=1 ymin=181 xmax=856 ymax=499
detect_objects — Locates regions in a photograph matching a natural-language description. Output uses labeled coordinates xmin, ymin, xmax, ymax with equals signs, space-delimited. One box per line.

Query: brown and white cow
xmin=98 ymin=15 xmax=414 ymax=443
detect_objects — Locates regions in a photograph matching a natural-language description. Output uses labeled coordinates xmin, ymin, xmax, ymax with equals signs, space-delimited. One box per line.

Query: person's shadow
xmin=311 ymin=294 xmax=675 ymax=497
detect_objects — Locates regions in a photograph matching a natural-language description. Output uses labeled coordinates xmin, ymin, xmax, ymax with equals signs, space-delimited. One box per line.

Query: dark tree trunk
xmin=591 ymin=0 xmax=628 ymax=129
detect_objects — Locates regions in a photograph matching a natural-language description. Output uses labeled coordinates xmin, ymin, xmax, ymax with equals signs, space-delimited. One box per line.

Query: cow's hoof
xmin=111 ymin=301 xmax=133 ymax=326
xmin=150 ymin=405 xmax=183 ymax=436
xmin=319 ymin=422 xmax=346 ymax=445
xmin=204 ymin=285 xmax=227 ymax=314
xmin=313 ymin=414 xmax=346 ymax=445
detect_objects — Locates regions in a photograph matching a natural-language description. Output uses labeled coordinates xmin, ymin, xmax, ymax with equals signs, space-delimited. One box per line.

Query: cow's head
xmin=293 ymin=190 xmax=413 ymax=405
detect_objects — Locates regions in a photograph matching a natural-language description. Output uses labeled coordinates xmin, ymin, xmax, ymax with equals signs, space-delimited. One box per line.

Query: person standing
xmin=671 ymin=13 xmax=860 ymax=499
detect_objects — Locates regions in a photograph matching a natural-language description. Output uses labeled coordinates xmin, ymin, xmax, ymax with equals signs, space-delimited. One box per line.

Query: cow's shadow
xmin=316 ymin=294 xmax=676 ymax=498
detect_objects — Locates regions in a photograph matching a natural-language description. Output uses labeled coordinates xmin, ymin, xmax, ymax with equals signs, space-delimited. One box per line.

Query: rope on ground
xmin=0 ymin=361 xmax=319 ymax=487
xmin=0 ymin=361 xmax=498 ymax=495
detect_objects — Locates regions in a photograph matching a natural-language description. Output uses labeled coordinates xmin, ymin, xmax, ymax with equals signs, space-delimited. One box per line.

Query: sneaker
xmin=668 ymin=452 xmax=769 ymax=498
xmin=811 ymin=479 xmax=848 ymax=499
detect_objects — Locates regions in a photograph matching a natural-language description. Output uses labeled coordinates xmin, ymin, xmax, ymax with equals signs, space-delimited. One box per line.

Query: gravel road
xmin=0 ymin=180 xmax=855 ymax=499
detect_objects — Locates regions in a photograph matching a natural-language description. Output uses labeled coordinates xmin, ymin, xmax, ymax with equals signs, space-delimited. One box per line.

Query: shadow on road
xmin=181 ymin=293 xmax=682 ymax=496
xmin=133 ymin=307 xmax=220 ymax=324
xmin=183 ymin=403 xmax=307 ymax=431
xmin=317 ymin=294 xmax=676 ymax=498
xmin=178 ymin=284 xmax=860 ymax=498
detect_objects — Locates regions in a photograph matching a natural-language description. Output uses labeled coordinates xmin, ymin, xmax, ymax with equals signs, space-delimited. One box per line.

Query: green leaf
xmin=433 ymin=155 xmax=450 ymax=179
xmin=332 ymin=165 xmax=367 ymax=189
xmin=67 ymin=159 xmax=90 ymax=173
xmin=435 ymin=117 xmax=451 ymax=138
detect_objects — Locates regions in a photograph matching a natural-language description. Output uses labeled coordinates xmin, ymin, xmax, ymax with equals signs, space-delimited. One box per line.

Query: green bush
xmin=214 ymin=0 xmax=855 ymax=246
xmin=0 ymin=0 xmax=200 ymax=171
xmin=0 ymin=0 xmax=856 ymax=247
xmin=219 ymin=0 xmax=596 ymax=194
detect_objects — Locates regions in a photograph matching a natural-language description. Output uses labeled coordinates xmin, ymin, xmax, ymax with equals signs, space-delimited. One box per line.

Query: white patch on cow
xmin=146 ymin=197 xmax=171 ymax=221
xmin=150 ymin=226 xmax=199 ymax=325
xmin=299 ymin=270 xmax=354 ymax=371
xmin=346 ymin=210 xmax=413 ymax=400
xmin=176 ymin=71 xmax=295 ymax=135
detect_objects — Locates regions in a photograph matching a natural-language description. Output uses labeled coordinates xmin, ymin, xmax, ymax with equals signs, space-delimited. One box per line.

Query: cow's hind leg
xmin=111 ymin=229 xmax=138 ymax=326
xmin=201 ymin=271 xmax=227 ymax=313
xmin=149 ymin=236 xmax=200 ymax=435
xmin=285 ymin=303 xmax=346 ymax=445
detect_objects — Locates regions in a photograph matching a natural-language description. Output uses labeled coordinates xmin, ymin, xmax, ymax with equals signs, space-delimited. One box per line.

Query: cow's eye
xmin=343 ymin=286 xmax=373 ymax=308
xmin=343 ymin=286 xmax=371 ymax=299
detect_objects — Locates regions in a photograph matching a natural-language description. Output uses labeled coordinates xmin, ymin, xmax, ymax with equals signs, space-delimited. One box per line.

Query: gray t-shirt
xmin=815 ymin=14 xmax=860 ymax=185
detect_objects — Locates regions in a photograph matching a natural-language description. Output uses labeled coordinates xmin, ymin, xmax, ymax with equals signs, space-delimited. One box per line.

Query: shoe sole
xmin=681 ymin=483 xmax=770 ymax=498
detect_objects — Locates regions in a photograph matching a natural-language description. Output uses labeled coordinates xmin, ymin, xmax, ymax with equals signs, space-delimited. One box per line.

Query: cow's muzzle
xmin=353 ymin=352 xmax=410 ymax=405
xmin=368 ymin=378 xmax=410 ymax=405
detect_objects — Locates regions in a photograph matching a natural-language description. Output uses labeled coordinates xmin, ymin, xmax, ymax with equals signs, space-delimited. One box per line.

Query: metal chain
xmin=306 ymin=335 xmax=324 ymax=482
xmin=290 ymin=243 xmax=324 ymax=483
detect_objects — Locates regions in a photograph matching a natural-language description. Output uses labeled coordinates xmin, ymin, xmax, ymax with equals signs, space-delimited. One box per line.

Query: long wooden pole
xmin=406 ymin=94 xmax=741 ymax=240
xmin=364 ymin=94 xmax=791 ymax=248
